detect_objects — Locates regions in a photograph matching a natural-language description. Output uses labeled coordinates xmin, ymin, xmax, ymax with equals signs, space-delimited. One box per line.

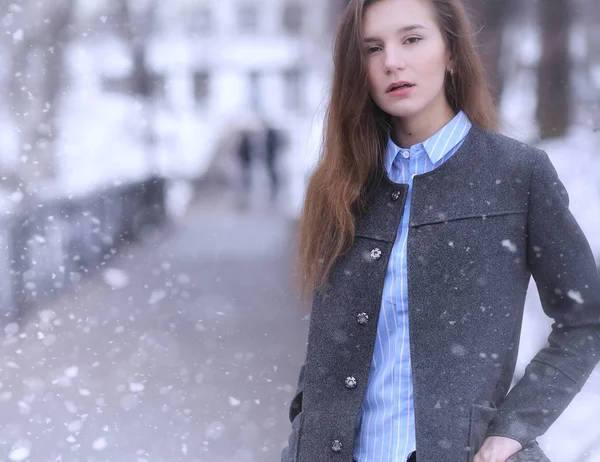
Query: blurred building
xmin=0 ymin=0 xmax=354 ymax=216
xmin=148 ymin=0 xmax=337 ymax=178
xmin=37 ymin=0 xmax=349 ymax=214
xmin=82 ymin=0 xmax=347 ymax=215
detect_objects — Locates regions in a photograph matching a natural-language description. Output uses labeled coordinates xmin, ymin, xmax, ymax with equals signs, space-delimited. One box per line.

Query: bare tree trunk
xmin=585 ymin=0 xmax=600 ymax=130
xmin=112 ymin=0 xmax=156 ymax=97
xmin=464 ymin=0 xmax=513 ymax=105
xmin=112 ymin=0 xmax=158 ymax=171
xmin=4 ymin=0 xmax=75 ymax=190
xmin=536 ymin=0 xmax=571 ymax=140
xmin=586 ymin=0 xmax=600 ymax=65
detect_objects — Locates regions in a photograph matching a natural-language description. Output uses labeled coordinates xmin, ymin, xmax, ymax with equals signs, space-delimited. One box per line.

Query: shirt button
xmin=356 ymin=312 xmax=369 ymax=325
xmin=331 ymin=440 xmax=343 ymax=453
xmin=370 ymin=248 xmax=382 ymax=260
xmin=391 ymin=190 xmax=401 ymax=201
xmin=345 ymin=376 xmax=357 ymax=389
xmin=402 ymin=150 xmax=409 ymax=158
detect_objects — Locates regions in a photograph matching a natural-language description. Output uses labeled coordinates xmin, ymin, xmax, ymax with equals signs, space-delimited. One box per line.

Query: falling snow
xmin=567 ymin=290 xmax=585 ymax=304
xmin=8 ymin=445 xmax=30 ymax=462
xmin=12 ymin=28 xmax=24 ymax=43
xmin=92 ymin=437 xmax=108 ymax=451
xmin=0 ymin=3 xmax=597 ymax=462
xmin=148 ymin=289 xmax=166 ymax=304
xmin=103 ymin=268 xmax=130 ymax=289
xmin=501 ymin=239 xmax=518 ymax=253
xmin=129 ymin=382 xmax=145 ymax=392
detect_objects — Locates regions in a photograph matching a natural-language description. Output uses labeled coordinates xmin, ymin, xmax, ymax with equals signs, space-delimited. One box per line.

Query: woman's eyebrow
xmin=363 ymin=24 xmax=427 ymax=43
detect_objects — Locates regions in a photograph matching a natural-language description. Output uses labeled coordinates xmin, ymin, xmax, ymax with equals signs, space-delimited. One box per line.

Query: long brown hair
xmin=297 ymin=0 xmax=498 ymax=300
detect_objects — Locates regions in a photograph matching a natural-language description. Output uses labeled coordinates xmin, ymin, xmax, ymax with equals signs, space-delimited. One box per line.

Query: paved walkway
xmin=0 ymin=182 xmax=309 ymax=462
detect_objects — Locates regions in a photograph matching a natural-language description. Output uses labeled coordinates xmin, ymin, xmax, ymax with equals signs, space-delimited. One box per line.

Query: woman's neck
xmin=391 ymin=102 xmax=456 ymax=149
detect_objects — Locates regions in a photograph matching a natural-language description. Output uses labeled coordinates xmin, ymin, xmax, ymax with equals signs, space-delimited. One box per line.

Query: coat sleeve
xmin=485 ymin=149 xmax=600 ymax=446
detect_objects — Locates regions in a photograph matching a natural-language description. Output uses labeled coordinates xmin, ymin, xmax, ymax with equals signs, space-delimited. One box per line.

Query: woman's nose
xmin=384 ymin=48 xmax=407 ymax=73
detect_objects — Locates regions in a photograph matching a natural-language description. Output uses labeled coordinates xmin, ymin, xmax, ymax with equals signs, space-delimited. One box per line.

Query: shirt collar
xmin=384 ymin=110 xmax=471 ymax=174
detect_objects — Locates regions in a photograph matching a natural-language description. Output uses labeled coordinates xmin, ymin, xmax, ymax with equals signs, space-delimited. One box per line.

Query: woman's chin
xmin=383 ymin=105 xmax=421 ymax=119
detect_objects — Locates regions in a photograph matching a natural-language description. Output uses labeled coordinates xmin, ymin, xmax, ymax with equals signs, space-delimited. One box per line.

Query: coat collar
xmin=384 ymin=110 xmax=472 ymax=174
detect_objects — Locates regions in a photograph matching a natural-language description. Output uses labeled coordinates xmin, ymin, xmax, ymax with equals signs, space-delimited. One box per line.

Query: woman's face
xmin=362 ymin=0 xmax=452 ymax=121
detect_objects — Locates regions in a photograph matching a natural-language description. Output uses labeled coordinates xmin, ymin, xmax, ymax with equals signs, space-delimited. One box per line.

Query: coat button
xmin=357 ymin=312 xmax=369 ymax=325
xmin=331 ymin=440 xmax=343 ymax=453
xmin=391 ymin=190 xmax=401 ymax=201
xmin=370 ymin=248 xmax=382 ymax=260
xmin=345 ymin=376 xmax=357 ymax=389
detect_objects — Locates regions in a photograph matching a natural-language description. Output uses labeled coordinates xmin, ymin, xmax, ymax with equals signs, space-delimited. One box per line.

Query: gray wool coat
xmin=281 ymin=126 xmax=600 ymax=462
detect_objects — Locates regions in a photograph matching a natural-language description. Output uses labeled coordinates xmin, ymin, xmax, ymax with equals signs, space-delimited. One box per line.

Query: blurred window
xmin=250 ymin=71 xmax=261 ymax=110
xmin=101 ymin=72 xmax=165 ymax=99
xmin=188 ymin=6 xmax=212 ymax=34
xmin=150 ymin=73 xmax=167 ymax=99
xmin=194 ymin=71 xmax=210 ymax=105
xmin=238 ymin=3 xmax=259 ymax=33
xmin=102 ymin=76 xmax=131 ymax=94
xmin=283 ymin=3 xmax=303 ymax=34
xmin=283 ymin=68 xmax=302 ymax=112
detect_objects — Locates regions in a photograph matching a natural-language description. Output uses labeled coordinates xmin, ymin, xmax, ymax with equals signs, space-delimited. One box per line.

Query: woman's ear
xmin=446 ymin=54 xmax=454 ymax=74
xmin=445 ymin=49 xmax=453 ymax=68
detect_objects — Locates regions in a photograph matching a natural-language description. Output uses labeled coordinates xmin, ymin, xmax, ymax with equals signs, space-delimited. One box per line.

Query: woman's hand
xmin=474 ymin=436 xmax=522 ymax=462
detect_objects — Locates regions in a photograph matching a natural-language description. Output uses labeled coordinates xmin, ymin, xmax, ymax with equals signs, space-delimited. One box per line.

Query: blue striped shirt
xmin=353 ymin=111 xmax=472 ymax=462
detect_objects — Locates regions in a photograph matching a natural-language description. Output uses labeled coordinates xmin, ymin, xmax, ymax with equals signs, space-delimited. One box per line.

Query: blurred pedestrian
xmin=281 ymin=0 xmax=600 ymax=462
xmin=264 ymin=123 xmax=281 ymax=203
xmin=237 ymin=129 xmax=253 ymax=192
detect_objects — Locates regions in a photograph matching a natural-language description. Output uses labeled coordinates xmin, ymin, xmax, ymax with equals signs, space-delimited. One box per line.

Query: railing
xmin=0 ymin=176 xmax=166 ymax=322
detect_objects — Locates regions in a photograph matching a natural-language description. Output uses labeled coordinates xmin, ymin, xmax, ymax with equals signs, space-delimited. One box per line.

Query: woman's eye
xmin=404 ymin=37 xmax=422 ymax=44
xmin=366 ymin=46 xmax=381 ymax=54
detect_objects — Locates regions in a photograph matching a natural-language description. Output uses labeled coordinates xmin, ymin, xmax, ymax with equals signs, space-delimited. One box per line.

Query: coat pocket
xmin=468 ymin=404 xmax=497 ymax=461
xmin=280 ymin=411 xmax=304 ymax=462
xmin=506 ymin=440 xmax=551 ymax=462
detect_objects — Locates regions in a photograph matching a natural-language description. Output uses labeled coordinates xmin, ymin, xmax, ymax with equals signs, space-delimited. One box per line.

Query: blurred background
xmin=0 ymin=0 xmax=598 ymax=461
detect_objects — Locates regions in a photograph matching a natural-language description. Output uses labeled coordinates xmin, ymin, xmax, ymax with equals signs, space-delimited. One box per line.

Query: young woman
xmin=281 ymin=0 xmax=600 ymax=461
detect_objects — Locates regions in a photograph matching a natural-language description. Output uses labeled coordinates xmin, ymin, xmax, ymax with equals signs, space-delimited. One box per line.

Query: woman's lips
xmin=387 ymin=84 xmax=415 ymax=97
